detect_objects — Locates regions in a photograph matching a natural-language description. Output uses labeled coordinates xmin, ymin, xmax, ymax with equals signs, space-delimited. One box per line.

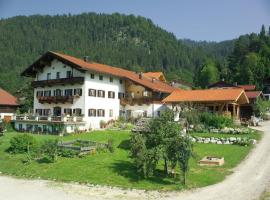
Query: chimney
xmin=221 ymin=78 xmax=225 ymax=82
xmin=234 ymin=82 xmax=238 ymax=86
xmin=152 ymin=78 xmax=156 ymax=83
xmin=139 ymin=72 xmax=143 ymax=79
xmin=83 ymin=56 xmax=89 ymax=62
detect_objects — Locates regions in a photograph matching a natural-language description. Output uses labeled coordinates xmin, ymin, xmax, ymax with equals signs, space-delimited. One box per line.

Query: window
xmin=97 ymin=109 xmax=105 ymax=117
xmin=109 ymin=109 xmax=113 ymax=117
xmin=47 ymin=73 xmax=51 ymax=80
xmin=44 ymin=90 xmax=51 ymax=97
xmin=108 ymin=91 xmax=115 ymax=98
xmin=97 ymin=90 xmax=105 ymax=98
xmin=118 ymin=92 xmax=125 ymax=99
xmin=74 ymin=88 xmax=82 ymax=96
xmin=119 ymin=79 xmax=123 ymax=84
xmin=19 ymin=124 xmax=23 ymax=130
xmin=88 ymin=109 xmax=96 ymax=117
xmin=88 ymin=89 xmax=96 ymax=97
xmin=64 ymin=108 xmax=72 ymax=116
xmin=99 ymin=75 xmax=103 ymax=81
xmin=157 ymin=111 xmax=161 ymax=117
xmin=66 ymin=71 xmax=72 ymax=78
xmin=36 ymin=91 xmax=43 ymax=97
xmin=56 ymin=72 xmax=60 ymax=79
xmin=64 ymin=89 xmax=73 ymax=96
xmin=54 ymin=89 xmax=62 ymax=96
xmin=109 ymin=77 xmax=113 ymax=82
xmin=90 ymin=73 xmax=95 ymax=79
xmin=35 ymin=109 xmax=43 ymax=116
xmin=73 ymin=108 xmax=82 ymax=116
xmin=43 ymin=109 xmax=51 ymax=116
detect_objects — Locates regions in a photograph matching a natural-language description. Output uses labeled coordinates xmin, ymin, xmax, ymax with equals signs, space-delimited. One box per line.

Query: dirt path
xmin=1 ymin=122 xmax=270 ymax=200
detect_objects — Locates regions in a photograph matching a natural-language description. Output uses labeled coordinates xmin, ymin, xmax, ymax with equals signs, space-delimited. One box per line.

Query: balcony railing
xmin=15 ymin=115 xmax=85 ymax=123
xmin=32 ymin=77 xmax=84 ymax=88
xmin=120 ymin=98 xmax=162 ymax=106
xmin=37 ymin=96 xmax=74 ymax=104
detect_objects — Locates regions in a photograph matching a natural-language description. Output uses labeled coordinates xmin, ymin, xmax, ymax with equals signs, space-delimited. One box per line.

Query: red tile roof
xmin=23 ymin=51 xmax=176 ymax=94
xmin=0 ymin=88 xmax=19 ymax=106
xmin=238 ymin=85 xmax=256 ymax=91
xmin=245 ymin=91 xmax=262 ymax=99
xmin=163 ymin=88 xmax=249 ymax=104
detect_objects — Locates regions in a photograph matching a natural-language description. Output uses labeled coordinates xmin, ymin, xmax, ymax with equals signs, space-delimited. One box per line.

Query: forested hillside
xmin=0 ymin=13 xmax=204 ymax=93
xmin=1 ymin=13 xmax=268 ymax=98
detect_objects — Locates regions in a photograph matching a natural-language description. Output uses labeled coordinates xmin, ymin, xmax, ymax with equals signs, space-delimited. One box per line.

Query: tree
xmin=260 ymin=25 xmax=266 ymax=38
xmin=167 ymin=135 xmax=194 ymax=185
xmin=198 ymin=59 xmax=219 ymax=88
xmin=130 ymin=109 xmax=182 ymax=177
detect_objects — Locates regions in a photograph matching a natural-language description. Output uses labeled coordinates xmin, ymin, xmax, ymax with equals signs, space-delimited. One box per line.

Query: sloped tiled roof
xmin=0 ymin=88 xmax=19 ymax=106
xmin=163 ymin=88 xmax=249 ymax=104
xmin=22 ymin=51 xmax=176 ymax=94
xmin=245 ymin=91 xmax=262 ymax=99
xmin=238 ymin=85 xmax=256 ymax=91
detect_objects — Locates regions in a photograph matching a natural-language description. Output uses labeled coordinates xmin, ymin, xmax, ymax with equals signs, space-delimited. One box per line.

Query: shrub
xmin=58 ymin=148 xmax=78 ymax=158
xmin=41 ymin=139 xmax=58 ymax=162
xmin=107 ymin=139 xmax=114 ymax=153
xmin=180 ymin=109 xmax=200 ymax=126
xmin=199 ymin=112 xmax=233 ymax=129
xmin=9 ymin=134 xmax=39 ymax=154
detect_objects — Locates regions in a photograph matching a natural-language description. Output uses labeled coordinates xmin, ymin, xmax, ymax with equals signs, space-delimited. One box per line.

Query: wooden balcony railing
xmin=37 ymin=96 xmax=74 ymax=104
xmin=32 ymin=77 xmax=84 ymax=88
xmin=120 ymin=98 xmax=162 ymax=106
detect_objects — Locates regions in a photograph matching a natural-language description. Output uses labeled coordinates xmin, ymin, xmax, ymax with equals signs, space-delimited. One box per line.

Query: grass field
xmin=0 ymin=130 xmax=260 ymax=190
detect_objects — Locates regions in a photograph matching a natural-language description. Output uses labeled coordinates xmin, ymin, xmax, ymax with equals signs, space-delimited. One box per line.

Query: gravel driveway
xmin=1 ymin=121 xmax=270 ymax=200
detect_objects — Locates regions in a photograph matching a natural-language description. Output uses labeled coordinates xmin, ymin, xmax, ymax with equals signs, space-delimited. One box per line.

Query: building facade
xmin=15 ymin=51 xmax=176 ymax=134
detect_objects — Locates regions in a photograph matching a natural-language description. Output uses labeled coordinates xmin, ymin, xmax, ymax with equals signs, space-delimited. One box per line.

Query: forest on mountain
xmin=0 ymin=13 xmax=269 ymax=100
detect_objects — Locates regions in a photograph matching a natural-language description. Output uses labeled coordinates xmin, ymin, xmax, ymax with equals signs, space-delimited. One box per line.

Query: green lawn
xmin=0 ymin=130 xmax=259 ymax=190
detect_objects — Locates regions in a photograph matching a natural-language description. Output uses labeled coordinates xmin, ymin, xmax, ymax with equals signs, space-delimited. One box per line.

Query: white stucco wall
xmin=124 ymin=103 xmax=167 ymax=118
xmin=84 ymin=71 xmax=125 ymax=129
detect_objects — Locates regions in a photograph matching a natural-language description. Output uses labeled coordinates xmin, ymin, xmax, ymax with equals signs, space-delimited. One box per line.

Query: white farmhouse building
xmin=14 ymin=51 xmax=176 ymax=134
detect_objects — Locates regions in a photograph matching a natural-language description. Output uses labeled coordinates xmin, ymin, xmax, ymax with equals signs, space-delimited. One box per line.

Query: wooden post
xmin=236 ymin=105 xmax=240 ymax=119
xmin=232 ymin=104 xmax=235 ymax=118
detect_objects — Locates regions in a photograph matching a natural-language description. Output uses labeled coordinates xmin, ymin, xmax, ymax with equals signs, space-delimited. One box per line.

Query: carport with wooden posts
xmin=162 ymin=88 xmax=249 ymax=119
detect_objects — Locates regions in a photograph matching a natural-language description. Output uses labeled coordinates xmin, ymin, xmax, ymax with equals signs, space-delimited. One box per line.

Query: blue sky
xmin=0 ymin=0 xmax=269 ymax=41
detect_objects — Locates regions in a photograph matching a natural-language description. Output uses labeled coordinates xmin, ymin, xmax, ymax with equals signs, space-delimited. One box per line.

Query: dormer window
xmin=47 ymin=73 xmax=51 ymax=80
xmin=66 ymin=71 xmax=72 ymax=78
xmin=56 ymin=72 xmax=60 ymax=79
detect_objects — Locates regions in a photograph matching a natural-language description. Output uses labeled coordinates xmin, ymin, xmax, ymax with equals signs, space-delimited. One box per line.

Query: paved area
xmin=1 ymin=122 xmax=270 ymax=200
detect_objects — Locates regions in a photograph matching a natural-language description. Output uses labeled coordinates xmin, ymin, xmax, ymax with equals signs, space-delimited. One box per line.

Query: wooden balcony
xmin=120 ymin=98 xmax=162 ymax=106
xmin=32 ymin=77 xmax=84 ymax=88
xmin=37 ymin=96 xmax=74 ymax=104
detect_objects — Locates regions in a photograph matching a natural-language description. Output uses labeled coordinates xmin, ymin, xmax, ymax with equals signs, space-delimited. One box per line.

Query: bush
xmin=180 ymin=109 xmax=200 ymax=126
xmin=199 ymin=112 xmax=233 ymax=129
xmin=107 ymin=139 xmax=114 ymax=153
xmin=58 ymin=148 xmax=78 ymax=158
xmin=9 ymin=134 xmax=39 ymax=154
xmin=41 ymin=139 xmax=58 ymax=162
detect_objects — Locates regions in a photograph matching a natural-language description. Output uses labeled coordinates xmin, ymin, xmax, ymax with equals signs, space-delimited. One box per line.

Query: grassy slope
xmin=0 ymin=130 xmax=258 ymax=190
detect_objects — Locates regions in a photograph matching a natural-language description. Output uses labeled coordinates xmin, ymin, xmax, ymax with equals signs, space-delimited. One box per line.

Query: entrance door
xmin=53 ymin=107 xmax=62 ymax=116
